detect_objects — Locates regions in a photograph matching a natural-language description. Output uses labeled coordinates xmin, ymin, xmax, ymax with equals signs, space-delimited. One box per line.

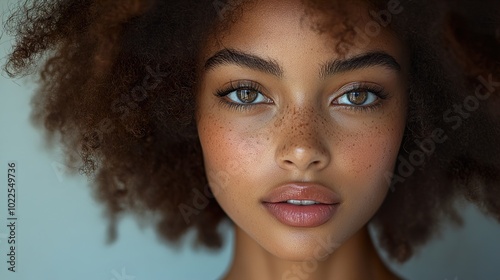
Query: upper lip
xmin=261 ymin=183 xmax=340 ymax=205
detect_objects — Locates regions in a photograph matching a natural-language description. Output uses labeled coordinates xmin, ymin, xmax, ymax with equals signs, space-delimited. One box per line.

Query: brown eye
xmin=335 ymin=89 xmax=379 ymax=107
xmin=347 ymin=91 xmax=368 ymax=105
xmin=222 ymin=87 xmax=272 ymax=105
xmin=237 ymin=89 xmax=259 ymax=103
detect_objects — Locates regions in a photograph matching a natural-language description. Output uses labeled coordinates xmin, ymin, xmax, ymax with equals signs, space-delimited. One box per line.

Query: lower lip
xmin=263 ymin=202 xmax=338 ymax=227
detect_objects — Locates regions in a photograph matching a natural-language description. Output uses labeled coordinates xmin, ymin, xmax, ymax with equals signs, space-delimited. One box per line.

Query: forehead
xmin=203 ymin=0 xmax=406 ymax=62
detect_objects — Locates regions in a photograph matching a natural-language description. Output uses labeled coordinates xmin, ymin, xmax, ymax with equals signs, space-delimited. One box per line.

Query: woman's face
xmin=196 ymin=0 xmax=408 ymax=260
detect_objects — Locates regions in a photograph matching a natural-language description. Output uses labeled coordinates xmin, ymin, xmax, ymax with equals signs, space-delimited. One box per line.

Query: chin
xmin=261 ymin=229 xmax=345 ymax=262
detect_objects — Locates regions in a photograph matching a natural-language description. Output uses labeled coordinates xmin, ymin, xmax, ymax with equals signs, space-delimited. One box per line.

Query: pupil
xmin=348 ymin=91 xmax=368 ymax=105
xmin=238 ymin=89 xmax=258 ymax=103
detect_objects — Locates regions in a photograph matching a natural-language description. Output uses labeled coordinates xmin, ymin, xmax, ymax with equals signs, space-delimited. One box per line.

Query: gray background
xmin=1 ymin=0 xmax=500 ymax=279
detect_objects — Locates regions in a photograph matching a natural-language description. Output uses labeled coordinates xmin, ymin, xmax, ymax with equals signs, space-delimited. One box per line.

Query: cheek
xmin=333 ymin=118 xmax=405 ymax=216
xmin=197 ymin=112 xmax=267 ymax=199
xmin=340 ymin=125 xmax=401 ymax=178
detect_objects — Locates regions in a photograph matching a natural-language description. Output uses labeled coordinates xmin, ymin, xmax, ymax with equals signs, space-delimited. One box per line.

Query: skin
xmin=196 ymin=0 xmax=409 ymax=279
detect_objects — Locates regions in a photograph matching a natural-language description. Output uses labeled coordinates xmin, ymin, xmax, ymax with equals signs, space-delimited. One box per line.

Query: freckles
xmin=339 ymin=122 xmax=399 ymax=178
xmin=273 ymin=116 xmax=283 ymax=128
xmin=202 ymin=116 xmax=269 ymax=182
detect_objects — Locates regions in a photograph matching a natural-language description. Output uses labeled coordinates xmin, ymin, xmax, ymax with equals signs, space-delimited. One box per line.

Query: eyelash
xmin=335 ymin=84 xmax=389 ymax=113
xmin=215 ymin=80 xmax=270 ymax=112
xmin=214 ymin=81 xmax=389 ymax=112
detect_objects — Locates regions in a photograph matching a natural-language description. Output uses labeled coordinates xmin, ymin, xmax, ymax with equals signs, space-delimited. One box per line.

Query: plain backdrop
xmin=1 ymin=0 xmax=500 ymax=279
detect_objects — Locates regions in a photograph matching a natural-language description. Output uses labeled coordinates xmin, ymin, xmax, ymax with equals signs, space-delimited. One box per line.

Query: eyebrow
xmin=203 ymin=48 xmax=401 ymax=79
xmin=204 ymin=48 xmax=284 ymax=77
xmin=319 ymin=51 xmax=401 ymax=78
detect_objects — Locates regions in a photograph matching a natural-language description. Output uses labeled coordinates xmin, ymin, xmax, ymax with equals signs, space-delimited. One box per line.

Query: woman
xmin=4 ymin=0 xmax=500 ymax=279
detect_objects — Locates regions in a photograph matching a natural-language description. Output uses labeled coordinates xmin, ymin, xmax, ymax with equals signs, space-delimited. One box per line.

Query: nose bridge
xmin=274 ymin=105 xmax=331 ymax=171
xmin=285 ymin=105 xmax=320 ymax=138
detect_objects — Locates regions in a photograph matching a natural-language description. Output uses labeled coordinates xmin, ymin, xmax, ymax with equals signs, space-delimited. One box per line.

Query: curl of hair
xmin=4 ymin=0 xmax=500 ymax=261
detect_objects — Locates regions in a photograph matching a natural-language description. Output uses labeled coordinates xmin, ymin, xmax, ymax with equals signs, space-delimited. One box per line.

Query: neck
xmin=222 ymin=225 xmax=399 ymax=280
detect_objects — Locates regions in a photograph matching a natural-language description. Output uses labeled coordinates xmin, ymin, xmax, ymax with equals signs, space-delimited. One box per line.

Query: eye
xmin=336 ymin=89 xmax=379 ymax=106
xmin=225 ymin=88 xmax=271 ymax=104
xmin=331 ymin=82 xmax=388 ymax=110
xmin=215 ymin=80 xmax=273 ymax=109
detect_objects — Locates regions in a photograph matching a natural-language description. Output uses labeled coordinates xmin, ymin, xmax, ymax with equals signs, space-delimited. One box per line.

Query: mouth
xmin=261 ymin=183 xmax=340 ymax=227
xmin=283 ymin=199 xmax=323 ymax=205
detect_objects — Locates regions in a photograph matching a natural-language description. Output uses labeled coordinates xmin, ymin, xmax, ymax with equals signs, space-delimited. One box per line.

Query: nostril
xmin=276 ymin=139 xmax=331 ymax=171
xmin=281 ymin=158 xmax=326 ymax=170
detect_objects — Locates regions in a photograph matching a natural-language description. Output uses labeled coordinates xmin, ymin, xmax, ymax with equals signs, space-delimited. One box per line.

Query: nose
xmin=275 ymin=108 xmax=331 ymax=172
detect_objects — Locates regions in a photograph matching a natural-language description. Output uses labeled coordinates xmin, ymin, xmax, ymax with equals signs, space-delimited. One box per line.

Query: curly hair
xmin=4 ymin=0 xmax=500 ymax=262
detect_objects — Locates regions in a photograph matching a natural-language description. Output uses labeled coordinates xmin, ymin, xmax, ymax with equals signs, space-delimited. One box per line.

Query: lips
xmin=261 ymin=183 xmax=340 ymax=227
